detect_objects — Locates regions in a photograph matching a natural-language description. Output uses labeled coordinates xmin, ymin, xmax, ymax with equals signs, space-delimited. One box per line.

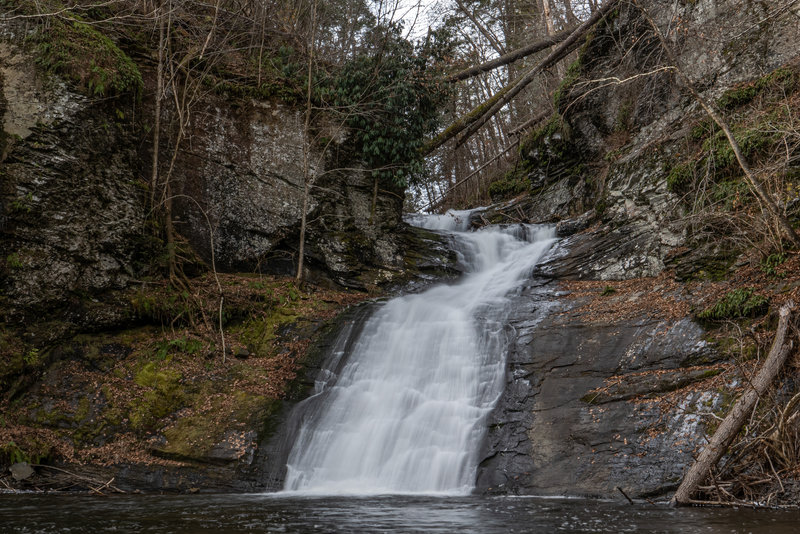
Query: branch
xmin=0 ymin=0 xmax=129 ymax=21
xmin=508 ymin=110 xmax=550 ymax=137
xmin=453 ymin=0 xmax=506 ymax=56
xmin=422 ymin=0 xmax=620 ymax=156
xmin=426 ymin=137 xmax=520 ymax=212
xmin=449 ymin=27 xmax=574 ymax=82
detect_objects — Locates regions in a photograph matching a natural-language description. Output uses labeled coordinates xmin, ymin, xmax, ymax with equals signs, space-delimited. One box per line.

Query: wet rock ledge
xmin=476 ymin=239 xmax=727 ymax=499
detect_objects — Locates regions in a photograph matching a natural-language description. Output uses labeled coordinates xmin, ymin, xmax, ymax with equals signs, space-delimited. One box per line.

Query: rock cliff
xmin=0 ymin=23 xmax=438 ymax=323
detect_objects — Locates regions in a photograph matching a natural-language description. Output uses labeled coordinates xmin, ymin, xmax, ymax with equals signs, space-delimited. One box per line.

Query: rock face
xmin=473 ymin=0 xmax=800 ymax=498
xmin=486 ymin=0 xmax=800 ymax=280
xmin=170 ymin=98 xmax=409 ymax=289
xmin=0 ymin=37 xmax=145 ymax=318
xmin=0 ymin=29 xmax=423 ymax=320
xmin=475 ymin=271 xmax=723 ymax=498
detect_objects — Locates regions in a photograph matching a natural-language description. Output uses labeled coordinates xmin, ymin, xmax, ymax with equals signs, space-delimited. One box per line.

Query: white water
xmin=282 ymin=211 xmax=556 ymax=495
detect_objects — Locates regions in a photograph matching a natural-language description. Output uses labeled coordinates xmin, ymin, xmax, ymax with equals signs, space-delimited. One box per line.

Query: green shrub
xmin=154 ymin=337 xmax=203 ymax=360
xmin=666 ymin=162 xmax=695 ymax=194
xmin=760 ymin=253 xmax=786 ymax=278
xmin=710 ymin=179 xmax=749 ymax=210
xmin=6 ymin=253 xmax=22 ymax=270
xmin=0 ymin=439 xmax=52 ymax=465
xmin=600 ymin=285 xmax=616 ymax=296
xmin=0 ymin=441 xmax=28 ymax=465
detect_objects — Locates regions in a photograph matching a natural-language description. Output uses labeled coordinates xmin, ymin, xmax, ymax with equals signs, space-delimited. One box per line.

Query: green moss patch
xmin=553 ymin=58 xmax=583 ymax=110
xmin=718 ymin=66 xmax=798 ymax=110
xmin=158 ymin=392 xmax=279 ymax=463
xmin=0 ymin=273 xmax=365 ymax=470
xmin=28 ymin=16 xmax=142 ymax=97
xmin=520 ymin=114 xmax=572 ymax=157
xmin=129 ymin=361 xmax=184 ymax=431
xmin=488 ymin=168 xmax=531 ymax=201
xmin=697 ymin=288 xmax=768 ymax=322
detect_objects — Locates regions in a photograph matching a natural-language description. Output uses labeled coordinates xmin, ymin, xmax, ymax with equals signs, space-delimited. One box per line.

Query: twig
xmin=89 ymin=477 xmax=117 ymax=496
xmin=616 ymin=486 xmax=634 ymax=505
xmin=30 ymin=465 xmax=126 ymax=494
xmin=766 ymin=453 xmax=784 ymax=494
xmin=425 ymin=138 xmax=519 ymax=211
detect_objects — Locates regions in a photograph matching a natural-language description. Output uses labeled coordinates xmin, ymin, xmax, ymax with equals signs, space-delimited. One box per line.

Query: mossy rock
xmin=581 ymin=367 xmax=723 ymax=405
xmin=128 ymin=361 xmax=184 ymax=431
xmin=155 ymin=392 xmax=279 ymax=464
xmin=718 ymin=66 xmax=798 ymax=110
xmin=553 ymin=58 xmax=583 ymax=110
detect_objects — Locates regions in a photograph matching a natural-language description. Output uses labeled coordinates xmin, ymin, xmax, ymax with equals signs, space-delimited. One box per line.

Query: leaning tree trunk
xmin=422 ymin=0 xmax=619 ymax=156
xmin=449 ymin=27 xmax=573 ymax=82
xmin=671 ymin=302 xmax=796 ymax=506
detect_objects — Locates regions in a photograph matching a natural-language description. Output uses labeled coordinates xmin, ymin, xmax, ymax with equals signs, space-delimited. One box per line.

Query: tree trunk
xmin=542 ymin=0 xmax=566 ymax=78
xmin=165 ymin=181 xmax=176 ymax=279
xmin=671 ymin=302 xmax=796 ymax=506
xmin=149 ymin=6 xmax=165 ymax=209
xmin=296 ymin=0 xmax=316 ymax=282
xmin=369 ymin=175 xmax=379 ymax=225
xmin=424 ymin=0 xmax=619 ymax=156
xmin=296 ymin=180 xmax=309 ymax=282
xmin=449 ymin=27 xmax=573 ymax=82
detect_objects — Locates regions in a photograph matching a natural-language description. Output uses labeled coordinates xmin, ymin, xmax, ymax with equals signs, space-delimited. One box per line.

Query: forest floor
xmin=0 ymin=273 xmax=367 ymax=491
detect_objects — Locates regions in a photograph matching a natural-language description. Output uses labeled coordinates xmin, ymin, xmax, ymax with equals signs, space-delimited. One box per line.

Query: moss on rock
xmin=697 ymin=288 xmax=768 ymax=322
xmin=27 ymin=15 xmax=143 ymax=97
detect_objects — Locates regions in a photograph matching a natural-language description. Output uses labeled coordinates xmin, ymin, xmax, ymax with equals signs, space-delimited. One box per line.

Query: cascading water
xmin=282 ymin=210 xmax=556 ymax=495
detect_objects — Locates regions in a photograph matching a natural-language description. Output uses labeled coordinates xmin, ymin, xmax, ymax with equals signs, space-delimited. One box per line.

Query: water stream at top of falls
xmin=282 ymin=210 xmax=557 ymax=495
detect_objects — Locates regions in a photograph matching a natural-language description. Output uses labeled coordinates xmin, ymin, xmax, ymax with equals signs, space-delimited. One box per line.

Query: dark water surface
xmin=1 ymin=494 xmax=799 ymax=533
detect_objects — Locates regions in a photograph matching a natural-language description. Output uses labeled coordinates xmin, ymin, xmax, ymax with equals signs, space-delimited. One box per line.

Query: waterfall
xmin=282 ymin=211 xmax=557 ymax=495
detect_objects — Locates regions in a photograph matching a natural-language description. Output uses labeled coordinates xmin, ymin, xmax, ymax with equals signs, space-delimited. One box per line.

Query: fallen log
xmin=671 ymin=302 xmax=796 ymax=506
